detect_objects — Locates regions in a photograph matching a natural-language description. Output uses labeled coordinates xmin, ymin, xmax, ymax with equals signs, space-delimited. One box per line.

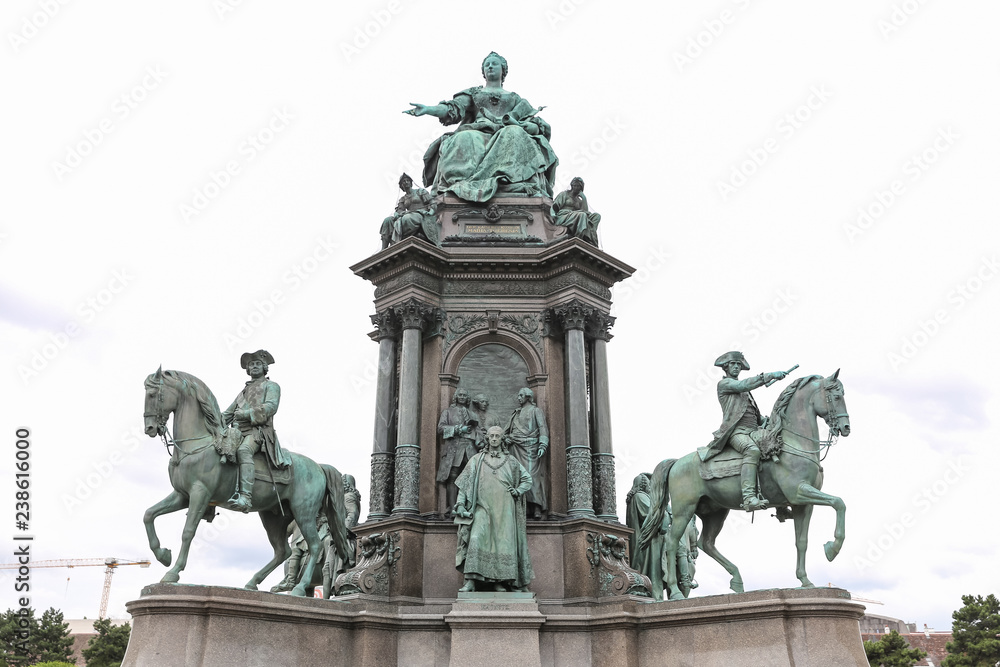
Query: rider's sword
xmin=765 ymin=364 xmax=799 ymax=387
xmin=263 ymin=453 xmax=286 ymax=517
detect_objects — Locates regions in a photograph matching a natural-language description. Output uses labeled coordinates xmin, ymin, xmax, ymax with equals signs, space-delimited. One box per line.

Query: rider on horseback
xmin=698 ymin=351 xmax=789 ymax=512
xmin=222 ymin=350 xmax=292 ymax=512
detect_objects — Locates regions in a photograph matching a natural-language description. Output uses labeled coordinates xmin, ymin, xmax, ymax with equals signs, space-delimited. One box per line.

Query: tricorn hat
xmin=240 ymin=349 xmax=275 ymax=369
xmin=714 ymin=350 xmax=749 ymax=370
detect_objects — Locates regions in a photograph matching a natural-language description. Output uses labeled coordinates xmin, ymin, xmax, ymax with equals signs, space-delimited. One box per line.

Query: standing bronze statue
xmin=404 ymin=52 xmax=558 ymax=202
xmin=625 ymin=473 xmax=652 ymax=571
xmin=270 ymin=514 xmax=331 ymax=594
xmin=455 ymin=426 xmax=534 ymax=592
xmin=437 ymin=388 xmax=479 ymax=517
xmin=698 ymin=351 xmax=789 ymax=512
xmin=503 ymin=388 xmax=549 ymax=520
xmin=379 ymin=173 xmax=439 ymax=248
xmin=675 ymin=516 xmax=699 ymax=598
xmin=221 ymin=350 xmax=292 ymax=512
xmin=551 ymin=177 xmax=601 ymax=246
xmin=471 ymin=393 xmax=499 ymax=446
xmin=323 ymin=474 xmax=361 ymax=597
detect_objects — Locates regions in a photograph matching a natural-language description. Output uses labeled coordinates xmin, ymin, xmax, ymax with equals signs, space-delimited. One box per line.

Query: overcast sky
xmin=1 ymin=1 xmax=998 ymax=633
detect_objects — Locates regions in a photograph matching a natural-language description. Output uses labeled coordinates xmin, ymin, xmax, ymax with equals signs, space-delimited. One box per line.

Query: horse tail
xmin=638 ymin=458 xmax=677 ymax=550
xmin=321 ymin=464 xmax=354 ymax=572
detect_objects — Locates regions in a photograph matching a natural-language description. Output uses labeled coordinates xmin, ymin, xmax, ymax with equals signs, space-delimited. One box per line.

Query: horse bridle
xmin=780 ymin=381 xmax=847 ymax=462
xmin=144 ymin=376 xmax=173 ymax=452
xmin=144 ymin=374 xmax=213 ymax=457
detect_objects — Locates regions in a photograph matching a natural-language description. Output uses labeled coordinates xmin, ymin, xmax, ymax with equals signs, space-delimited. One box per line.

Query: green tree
xmin=80 ymin=618 xmax=130 ymax=667
xmin=942 ymin=593 xmax=1000 ymax=667
xmin=863 ymin=630 xmax=927 ymax=667
xmin=0 ymin=607 xmax=38 ymax=665
xmin=34 ymin=608 xmax=74 ymax=664
xmin=33 ymin=662 xmax=77 ymax=667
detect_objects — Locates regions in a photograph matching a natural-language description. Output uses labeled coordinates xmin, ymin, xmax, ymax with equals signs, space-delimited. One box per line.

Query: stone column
xmin=589 ymin=312 xmax=618 ymax=522
xmin=368 ymin=309 xmax=398 ymax=521
xmin=554 ymin=299 xmax=595 ymax=517
xmin=392 ymin=298 xmax=432 ymax=515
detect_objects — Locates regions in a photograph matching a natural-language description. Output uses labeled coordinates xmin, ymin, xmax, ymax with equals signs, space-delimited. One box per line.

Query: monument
xmin=123 ymin=53 xmax=869 ymax=667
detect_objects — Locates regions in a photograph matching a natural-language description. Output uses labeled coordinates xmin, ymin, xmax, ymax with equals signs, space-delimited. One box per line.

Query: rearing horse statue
xmin=142 ymin=367 xmax=353 ymax=596
xmin=638 ymin=371 xmax=850 ymax=601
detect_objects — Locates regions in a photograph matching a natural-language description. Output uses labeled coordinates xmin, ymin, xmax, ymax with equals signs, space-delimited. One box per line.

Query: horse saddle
xmin=698 ymin=448 xmax=744 ymax=480
xmin=254 ymin=453 xmax=292 ymax=485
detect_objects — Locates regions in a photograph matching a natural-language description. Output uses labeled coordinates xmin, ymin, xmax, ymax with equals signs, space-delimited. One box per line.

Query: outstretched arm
xmin=404 ymin=103 xmax=448 ymax=118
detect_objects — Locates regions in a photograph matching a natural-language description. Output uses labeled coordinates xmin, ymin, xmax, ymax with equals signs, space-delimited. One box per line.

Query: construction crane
xmin=0 ymin=557 xmax=151 ymax=618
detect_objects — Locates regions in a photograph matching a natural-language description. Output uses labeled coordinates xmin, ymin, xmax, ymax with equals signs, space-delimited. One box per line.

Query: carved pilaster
xmin=558 ymin=297 xmax=596 ymax=517
xmin=368 ymin=452 xmax=394 ymax=520
xmin=393 ymin=446 xmax=421 ymax=514
xmin=566 ymin=446 xmax=594 ymax=517
xmin=585 ymin=532 xmax=652 ymax=598
xmin=592 ymin=454 xmax=618 ymax=522
xmin=334 ymin=530 xmax=401 ymax=596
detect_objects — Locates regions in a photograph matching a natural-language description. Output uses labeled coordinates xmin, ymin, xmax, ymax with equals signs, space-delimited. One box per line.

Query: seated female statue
xmin=404 ymin=52 xmax=558 ymax=203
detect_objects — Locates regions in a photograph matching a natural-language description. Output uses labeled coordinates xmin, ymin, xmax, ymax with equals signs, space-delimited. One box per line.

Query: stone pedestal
xmin=123 ymin=585 xmax=868 ymax=667
xmin=332 ymin=515 xmax=649 ymax=602
xmin=445 ymin=593 xmax=545 ymax=667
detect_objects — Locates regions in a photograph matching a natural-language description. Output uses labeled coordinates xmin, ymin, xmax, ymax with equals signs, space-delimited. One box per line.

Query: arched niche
xmin=442 ymin=330 xmax=545 ymax=426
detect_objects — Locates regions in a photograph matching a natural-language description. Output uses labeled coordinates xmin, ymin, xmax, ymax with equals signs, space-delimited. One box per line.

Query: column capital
xmin=586 ymin=311 xmax=616 ymax=342
xmin=550 ymin=298 xmax=594 ymax=332
xmin=393 ymin=297 xmax=441 ymax=332
xmin=370 ymin=308 xmax=401 ymax=341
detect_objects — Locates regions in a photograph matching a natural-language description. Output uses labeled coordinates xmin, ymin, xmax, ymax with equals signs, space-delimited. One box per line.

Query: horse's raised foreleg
xmin=789 ymin=482 xmax=846 ymax=562
xmin=791 ymin=504 xmax=815 ymax=588
xmin=143 ymin=490 xmax=188 ymax=568
xmin=245 ymin=509 xmax=294 ymax=591
xmin=698 ymin=509 xmax=744 ymax=594
xmin=161 ymin=483 xmax=211 ymax=584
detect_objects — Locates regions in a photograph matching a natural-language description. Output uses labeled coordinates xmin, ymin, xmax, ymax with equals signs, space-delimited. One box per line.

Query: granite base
xmin=123 ymin=584 xmax=867 ymax=666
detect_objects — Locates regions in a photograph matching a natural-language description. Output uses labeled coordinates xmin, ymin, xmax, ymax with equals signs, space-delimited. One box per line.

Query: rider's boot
xmin=740 ymin=462 xmax=768 ymax=511
xmin=229 ymin=447 xmax=254 ymax=512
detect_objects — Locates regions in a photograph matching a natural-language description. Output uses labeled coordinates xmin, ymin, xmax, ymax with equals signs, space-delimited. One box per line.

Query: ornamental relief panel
xmin=441 ymin=310 xmax=545 ymax=361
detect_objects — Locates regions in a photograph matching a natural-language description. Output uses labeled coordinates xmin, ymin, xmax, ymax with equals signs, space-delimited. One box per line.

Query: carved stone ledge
xmin=585 ymin=532 xmax=652 ymax=598
xmin=451 ymin=205 xmax=534 ymax=224
xmin=333 ymin=530 xmax=401 ymax=596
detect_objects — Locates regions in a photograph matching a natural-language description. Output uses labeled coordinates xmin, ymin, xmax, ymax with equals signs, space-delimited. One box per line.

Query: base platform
xmin=123 ymin=584 xmax=867 ymax=666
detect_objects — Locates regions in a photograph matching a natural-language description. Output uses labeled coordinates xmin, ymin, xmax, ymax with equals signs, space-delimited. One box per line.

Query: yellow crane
xmin=0 ymin=557 xmax=151 ymax=618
